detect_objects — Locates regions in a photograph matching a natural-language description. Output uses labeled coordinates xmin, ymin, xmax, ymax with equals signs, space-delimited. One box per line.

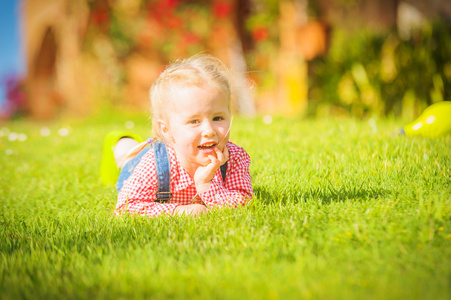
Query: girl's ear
xmin=158 ymin=119 xmax=173 ymax=142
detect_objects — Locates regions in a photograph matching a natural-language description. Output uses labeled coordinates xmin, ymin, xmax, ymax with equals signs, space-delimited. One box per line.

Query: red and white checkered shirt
xmin=115 ymin=142 xmax=253 ymax=217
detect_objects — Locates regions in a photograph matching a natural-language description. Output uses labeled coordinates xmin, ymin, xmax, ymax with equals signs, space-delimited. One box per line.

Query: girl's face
xmin=161 ymin=85 xmax=231 ymax=175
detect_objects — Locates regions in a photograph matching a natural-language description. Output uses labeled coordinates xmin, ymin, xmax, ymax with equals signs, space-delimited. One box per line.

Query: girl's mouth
xmin=198 ymin=143 xmax=216 ymax=152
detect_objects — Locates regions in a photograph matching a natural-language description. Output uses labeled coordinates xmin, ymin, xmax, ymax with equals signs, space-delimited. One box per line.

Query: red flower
xmin=166 ymin=0 xmax=180 ymax=9
xmin=155 ymin=0 xmax=180 ymax=13
xmin=212 ymin=1 xmax=232 ymax=19
xmin=91 ymin=5 xmax=109 ymax=25
xmin=167 ymin=15 xmax=182 ymax=29
xmin=148 ymin=0 xmax=182 ymax=28
xmin=252 ymin=27 xmax=269 ymax=42
xmin=183 ymin=32 xmax=201 ymax=45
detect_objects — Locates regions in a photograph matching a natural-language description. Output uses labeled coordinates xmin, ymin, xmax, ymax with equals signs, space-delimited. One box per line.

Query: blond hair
xmin=122 ymin=54 xmax=232 ymax=162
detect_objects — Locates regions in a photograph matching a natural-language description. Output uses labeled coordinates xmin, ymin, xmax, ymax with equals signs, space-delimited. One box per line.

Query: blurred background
xmin=0 ymin=0 xmax=450 ymax=120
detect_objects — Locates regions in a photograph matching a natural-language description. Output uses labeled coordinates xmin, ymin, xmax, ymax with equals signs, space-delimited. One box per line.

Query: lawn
xmin=1 ymin=114 xmax=450 ymax=299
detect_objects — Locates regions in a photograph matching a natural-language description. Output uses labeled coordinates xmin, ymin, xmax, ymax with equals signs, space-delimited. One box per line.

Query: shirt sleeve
xmin=198 ymin=143 xmax=254 ymax=208
xmin=115 ymin=149 xmax=179 ymax=217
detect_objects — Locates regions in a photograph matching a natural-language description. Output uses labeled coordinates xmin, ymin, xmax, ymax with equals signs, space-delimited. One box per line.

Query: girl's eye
xmin=189 ymin=120 xmax=199 ymax=124
xmin=213 ymin=116 xmax=224 ymax=121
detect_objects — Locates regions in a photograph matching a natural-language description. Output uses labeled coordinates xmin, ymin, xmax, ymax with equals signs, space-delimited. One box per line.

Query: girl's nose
xmin=201 ymin=121 xmax=215 ymax=137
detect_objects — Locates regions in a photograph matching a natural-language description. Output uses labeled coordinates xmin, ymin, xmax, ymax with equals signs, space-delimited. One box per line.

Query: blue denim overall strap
xmin=116 ymin=146 xmax=151 ymax=192
xmin=153 ymin=141 xmax=172 ymax=203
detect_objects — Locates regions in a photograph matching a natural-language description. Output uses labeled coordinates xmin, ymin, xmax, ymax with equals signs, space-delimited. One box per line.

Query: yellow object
xmin=100 ymin=131 xmax=144 ymax=185
xmin=402 ymin=101 xmax=451 ymax=138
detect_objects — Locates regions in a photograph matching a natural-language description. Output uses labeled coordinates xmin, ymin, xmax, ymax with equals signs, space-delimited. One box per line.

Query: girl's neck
xmin=182 ymin=164 xmax=196 ymax=179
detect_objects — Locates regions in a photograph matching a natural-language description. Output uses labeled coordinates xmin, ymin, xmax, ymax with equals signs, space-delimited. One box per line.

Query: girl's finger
xmin=216 ymin=145 xmax=228 ymax=165
xmin=214 ymin=146 xmax=223 ymax=160
xmin=221 ymin=149 xmax=228 ymax=165
xmin=208 ymin=155 xmax=219 ymax=166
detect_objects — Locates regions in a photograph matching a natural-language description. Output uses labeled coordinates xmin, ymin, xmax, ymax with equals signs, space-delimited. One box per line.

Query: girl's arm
xmin=197 ymin=143 xmax=253 ymax=208
xmin=173 ymin=204 xmax=208 ymax=216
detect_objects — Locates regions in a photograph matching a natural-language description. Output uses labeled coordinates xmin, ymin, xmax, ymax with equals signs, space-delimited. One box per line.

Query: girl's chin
xmin=196 ymin=155 xmax=214 ymax=166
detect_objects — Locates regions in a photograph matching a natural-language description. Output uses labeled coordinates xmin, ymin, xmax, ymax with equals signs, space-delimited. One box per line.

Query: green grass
xmin=1 ymin=115 xmax=450 ymax=299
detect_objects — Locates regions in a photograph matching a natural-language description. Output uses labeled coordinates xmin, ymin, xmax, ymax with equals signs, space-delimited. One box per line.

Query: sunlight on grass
xmin=1 ymin=115 xmax=450 ymax=299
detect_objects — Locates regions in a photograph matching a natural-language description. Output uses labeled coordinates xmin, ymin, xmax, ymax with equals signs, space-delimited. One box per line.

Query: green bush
xmin=309 ymin=20 xmax=451 ymax=118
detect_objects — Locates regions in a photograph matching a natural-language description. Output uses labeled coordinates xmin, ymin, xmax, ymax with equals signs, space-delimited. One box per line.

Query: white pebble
xmin=8 ymin=132 xmax=18 ymax=141
xmin=263 ymin=115 xmax=273 ymax=125
xmin=58 ymin=128 xmax=70 ymax=136
xmin=368 ymin=117 xmax=377 ymax=133
xmin=125 ymin=121 xmax=135 ymax=129
xmin=41 ymin=127 xmax=51 ymax=137
xmin=0 ymin=127 xmax=10 ymax=137
xmin=18 ymin=133 xmax=27 ymax=142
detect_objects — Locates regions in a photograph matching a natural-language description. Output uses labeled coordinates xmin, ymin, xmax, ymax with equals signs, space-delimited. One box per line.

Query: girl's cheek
xmin=179 ymin=128 xmax=194 ymax=138
xmin=221 ymin=128 xmax=230 ymax=138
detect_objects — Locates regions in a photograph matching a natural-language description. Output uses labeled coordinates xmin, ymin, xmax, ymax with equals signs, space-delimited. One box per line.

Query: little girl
xmin=101 ymin=54 xmax=253 ymax=217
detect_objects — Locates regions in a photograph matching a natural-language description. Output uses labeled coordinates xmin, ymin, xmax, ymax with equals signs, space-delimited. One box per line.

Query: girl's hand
xmin=174 ymin=204 xmax=208 ymax=216
xmin=194 ymin=145 xmax=229 ymax=194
